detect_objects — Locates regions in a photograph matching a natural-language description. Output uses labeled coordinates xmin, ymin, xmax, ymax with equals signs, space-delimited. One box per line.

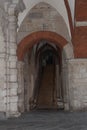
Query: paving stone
xmin=0 ymin=111 xmax=87 ymax=130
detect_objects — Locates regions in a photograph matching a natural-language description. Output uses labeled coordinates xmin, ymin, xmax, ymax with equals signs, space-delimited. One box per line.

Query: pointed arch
xmin=17 ymin=31 xmax=68 ymax=61
xmin=18 ymin=0 xmax=71 ymax=38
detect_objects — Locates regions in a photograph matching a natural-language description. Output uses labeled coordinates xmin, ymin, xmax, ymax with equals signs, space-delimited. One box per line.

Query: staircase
xmin=37 ymin=65 xmax=57 ymax=109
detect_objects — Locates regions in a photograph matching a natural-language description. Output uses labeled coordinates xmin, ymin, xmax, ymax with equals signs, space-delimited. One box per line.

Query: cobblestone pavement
xmin=0 ymin=110 xmax=87 ymax=130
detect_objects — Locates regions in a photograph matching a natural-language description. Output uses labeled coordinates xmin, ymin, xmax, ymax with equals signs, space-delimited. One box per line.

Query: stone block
xmin=0 ymin=59 xmax=5 ymax=75
xmin=9 ymin=56 xmax=17 ymax=61
xmin=10 ymin=69 xmax=17 ymax=75
xmin=29 ymin=12 xmax=43 ymax=19
xmin=73 ymin=100 xmax=82 ymax=110
xmin=10 ymin=61 xmax=17 ymax=69
xmin=4 ymin=96 xmax=10 ymax=104
xmin=3 ymin=88 xmax=17 ymax=97
xmin=10 ymin=96 xmax=18 ymax=103
xmin=6 ymin=69 xmax=10 ymax=75
xmin=0 ymin=42 xmax=5 ymax=53
xmin=3 ymin=90 xmax=7 ymax=97
xmin=10 ymin=102 xmax=18 ymax=112
xmin=5 ymin=75 xmax=10 ymax=82
xmin=0 ymin=78 xmax=5 ymax=89
xmin=10 ymin=75 xmax=18 ymax=82
xmin=9 ymin=83 xmax=18 ymax=89
xmin=0 ymin=101 xmax=5 ymax=111
xmin=80 ymin=68 xmax=86 ymax=73
xmin=81 ymin=73 xmax=87 ymax=78
xmin=9 ymin=33 xmax=16 ymax=43
xmin=9 ymin=48 xmax=16 ymax=55
xmin=0 ymin=53 xmax=6 ymax=58
xmin=3 ymin=83 xmax=7 ymax=89
xmin=4 ymin=97 xmax=8 ymax=104
xmin=7 ymin=62 xmax=10 ymax=68
xmin=73 ymin=73 xmax=81 ymax=79
xmin=10 ymin=88 xmax=17 ymax=96
xmin=9 ymin=44 xmax=17 ymax=49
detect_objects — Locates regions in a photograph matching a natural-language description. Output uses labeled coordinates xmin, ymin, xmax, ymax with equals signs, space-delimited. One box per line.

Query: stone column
xmin=56 ymin=65 xmax=60 ymax=98
xmin=0 ymin=12 xmax=7 ymax=114
xmin=17 ymin=61 xmax=24 ymax=113
xmin=62 ymin=60 xmax=70 ymax=110
xmin=6 ymin=4 xmax=20 ymax=117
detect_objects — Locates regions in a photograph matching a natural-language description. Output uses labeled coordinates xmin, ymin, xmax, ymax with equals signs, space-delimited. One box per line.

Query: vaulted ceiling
xmin=18 ymin=0 xmax=75 ymax=38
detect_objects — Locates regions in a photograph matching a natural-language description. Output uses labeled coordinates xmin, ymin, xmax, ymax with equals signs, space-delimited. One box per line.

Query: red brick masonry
xmin=17 ymin=31 xmax=67 ymax=61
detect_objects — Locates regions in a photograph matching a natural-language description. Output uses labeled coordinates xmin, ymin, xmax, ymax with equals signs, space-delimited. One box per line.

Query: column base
xmin=6 ymin=111 xmax=21 ymax=118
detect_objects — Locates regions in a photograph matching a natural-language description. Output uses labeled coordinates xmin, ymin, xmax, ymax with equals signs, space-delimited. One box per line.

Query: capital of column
xmin=8 ymin=0 xmax=25 ymax=15
xmin=7 ymin=0 xmax=25 ymax=29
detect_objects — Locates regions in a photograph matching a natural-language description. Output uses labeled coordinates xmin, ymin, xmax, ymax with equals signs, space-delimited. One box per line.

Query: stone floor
xmin=0 ymin=110 xmax=87 ymax=130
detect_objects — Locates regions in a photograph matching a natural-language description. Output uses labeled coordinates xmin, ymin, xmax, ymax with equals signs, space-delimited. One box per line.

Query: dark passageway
xmin=29 ymin=42 xmax=64 ymax=111
xmin=37 ymin=50 xmax=58 ymax=109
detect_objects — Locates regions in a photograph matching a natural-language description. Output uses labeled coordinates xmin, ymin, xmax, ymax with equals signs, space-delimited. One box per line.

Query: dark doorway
xmin=36 ymin=50 xmax=58 ymax=109
xmin=29 ymin=43 xmax=64 ymax=111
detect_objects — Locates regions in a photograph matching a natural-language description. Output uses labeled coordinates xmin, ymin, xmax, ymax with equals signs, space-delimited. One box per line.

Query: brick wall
xmin=74 ymin=0 xmax=87 ymax=58
xmin=76 ymin=0 xmax=87 ymax=21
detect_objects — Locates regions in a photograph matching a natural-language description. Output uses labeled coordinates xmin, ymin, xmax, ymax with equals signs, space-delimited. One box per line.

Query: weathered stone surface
xmin=0 ymin=0 xmax=87 ymax=119
xmin=17 ymin=2 xmax=70 ymax=43
xmin=1 ymin=111 xmax=87 ymax=129
xmin=29 ymin=12 xmax=43 ymax=19
xmin=10 ymin=61 xmax=17 ymax=69
xmin=67 ymin=59 xmax=87 ymax=110
xmin=0 ymin=112 xmax=6 ymax=120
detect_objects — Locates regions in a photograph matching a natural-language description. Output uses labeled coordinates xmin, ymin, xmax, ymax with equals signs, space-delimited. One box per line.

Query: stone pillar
xmin=0 ymin=25 xmax=6 ymax=113
xmin=67 ymin=59 xmax=87 ymax=111
xmin=62 ymin=60 xmax=70 ymax=110
xmin=17 ymin=61 xmax=24 ymax=113
xmin=62 ymin=42 xmax=74 ymax=111
xmin=6 ymin=4 xmax=20 ymax=117
xmin=56 ymin=65 xmax=60 ymax=98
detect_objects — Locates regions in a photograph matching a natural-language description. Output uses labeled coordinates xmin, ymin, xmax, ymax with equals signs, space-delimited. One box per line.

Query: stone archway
xmin=17 ymin=31 xmax=68 ymax=61
xmin=33 ymin=43 xmax=62 ymax=110
xmin=36 ymin=49 xmax=58 ymax=109
xmin=17 ymin=31 xmax=74 ymax=113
